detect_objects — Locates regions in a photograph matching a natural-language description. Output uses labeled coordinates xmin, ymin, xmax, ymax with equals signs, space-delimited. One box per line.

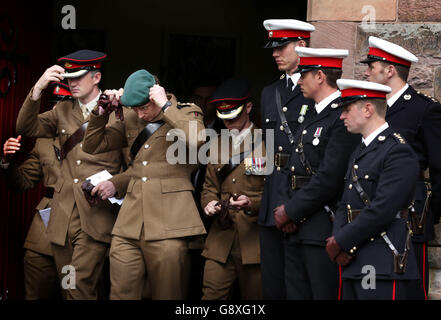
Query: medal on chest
xmin=298 ymin=104 xmax=308 ymax=124
xmin=313 ymin=127 xmax=323 ymax=146
xmin=244 ymin=157 xmax=266 ymax=175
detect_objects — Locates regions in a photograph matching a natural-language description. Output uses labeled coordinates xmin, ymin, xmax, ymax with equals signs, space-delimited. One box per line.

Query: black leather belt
xmin=45 ymin=187 xmax=54 ymax=199
xmin=291 ymin=175 xmax=311 ymax=190
xmin=275 ymin=153 xmax=290 ymax=168
xmin=348 ymin=208 xmax=408 ymax=223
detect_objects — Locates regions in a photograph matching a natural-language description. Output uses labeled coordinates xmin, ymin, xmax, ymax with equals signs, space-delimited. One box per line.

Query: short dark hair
xmin=293 ymin=38 xmax=310 ymax=47
xmin=379 ymin=61 xmax=410 ymax=82
xmin=356 ymin=98 xmax=387 ymax=118
xmin=311 ymin=68 xmax=342 ymax=88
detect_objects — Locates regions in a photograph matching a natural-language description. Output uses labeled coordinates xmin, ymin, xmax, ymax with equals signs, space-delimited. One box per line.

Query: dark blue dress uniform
xmin=386 ymin=86 xmax=441 ymax=299
xmin=333 ymin=127 xmax=420 ymax=300
xmin=259 ymin=75 xmax=315 ymax=299
xmin=282 ymin=96 xmax=360 ymax=299
xmin=360 ymin=36 xmax=441 ymax=299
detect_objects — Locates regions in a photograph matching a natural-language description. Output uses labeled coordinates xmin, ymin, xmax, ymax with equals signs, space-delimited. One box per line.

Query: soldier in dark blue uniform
xmin=361 ymin=36 xmax=441 ymax=299
xmin=258 ymin=19 xmax=316 ymax=299
xmin=273 ymin=48 xmax=360 ymax=299
xmin=327 ymin=79 xmax=420 ymax=300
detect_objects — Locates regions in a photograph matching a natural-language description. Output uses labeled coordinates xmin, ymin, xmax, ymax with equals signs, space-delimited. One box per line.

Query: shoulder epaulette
xmin=392 ymin=132 xmax=407 ymax=144
xmin=177 ymin=102 xmax=196 ymax=109
xmin=415 ymin=90 xmax=439 ymax=103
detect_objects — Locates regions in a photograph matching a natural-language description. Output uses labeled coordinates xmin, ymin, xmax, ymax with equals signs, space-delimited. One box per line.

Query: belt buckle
xmin=275 ymin=153 xmax=281 ymax=168
xmin=291 ymin=175 xmax=296 ymax=190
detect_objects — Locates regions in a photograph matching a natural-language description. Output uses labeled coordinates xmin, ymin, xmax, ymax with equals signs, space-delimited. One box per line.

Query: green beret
xmin=120 ymin=69 xmax=156 ymax=107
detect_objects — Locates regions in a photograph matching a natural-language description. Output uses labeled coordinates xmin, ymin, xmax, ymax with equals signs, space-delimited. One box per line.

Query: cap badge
xmin=65 ymin=62 xmax=72 ymax=68
xmin=55 ymin=86 xmax=60 ymax=94
xmin=269 ymin=31 xmax=273 ymax=38
xmin=404 ymin=94 xmax=411 ymax=101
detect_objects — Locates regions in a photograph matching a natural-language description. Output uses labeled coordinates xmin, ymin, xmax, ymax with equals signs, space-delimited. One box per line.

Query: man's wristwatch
xmin=162 ymin=100 xmax=172 ymax=112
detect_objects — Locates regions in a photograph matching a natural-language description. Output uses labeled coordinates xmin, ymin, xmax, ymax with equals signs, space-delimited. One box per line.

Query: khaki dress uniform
xmin=16 ymin=88 xmax=128 ymax=300
xmin=82 ymin=95 xmax=207 ymax=300
xmin=201 ymin=128 xmax=265 ymax=300
xmin=4 ymin=138 xmax=61 ymax=299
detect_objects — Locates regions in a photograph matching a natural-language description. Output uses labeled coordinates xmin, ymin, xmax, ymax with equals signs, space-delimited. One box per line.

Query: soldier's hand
xmin=149 ymin=84 xmax=168 ymax=108
xmin=3 ymin=135 xmax=22 ymax=162
xmin=204 ymin=200 xmax=221 ymax=216
xmin=103 ymin=88 xmax=124 ymax=103
xmin=273 ymin=204 xmax=292 ymax=230
xmin=325 ymin=236 xmax=342 ymax=261
xmin=91 ymin=181 xmax=116 ymax=200
xmin=33 ymin=65 xmax=65 ymax=100
xmin=334 ymin=251 xmax=352 ymax=266
xmin=229 ymin=195 xmax=251 ymax=211
xmin=281 ymin=222 xmax=297 ymax=233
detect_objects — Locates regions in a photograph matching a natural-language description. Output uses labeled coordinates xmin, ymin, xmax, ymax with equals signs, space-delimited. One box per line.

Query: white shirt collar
xmin=231 ymin=123 xmax=254 ymax=150
xmin=286 ymin=73 xmax=301 ymax=91
xmin=79 ymin=90 xmax=102 ymax=114
xmin=387 ymin=84 xmax=409 ymax=107
xmin=315 ymin=90 xmax=341 ymax=114
xmin=362 ymin=122 xmax=389 ymax=147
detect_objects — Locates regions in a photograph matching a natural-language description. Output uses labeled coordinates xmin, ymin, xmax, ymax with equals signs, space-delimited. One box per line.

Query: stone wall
xmin=308 ymin=0 xmax=441 ymax=299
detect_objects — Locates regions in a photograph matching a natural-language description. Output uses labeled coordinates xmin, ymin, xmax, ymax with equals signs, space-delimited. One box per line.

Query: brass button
xmin=291 ymin=166 xmax=295 ymax=172
xmin=79 ymin=143 xmax=83 ymax=148
xmin=142 ymin=177 xmax=148 ymax=182
xmin=73 ymin=179 xmax=79 ymax=184
xmin=61 ymin=129 xmax=66 ymax=134
xmin=76 ymin=160 xmax=81 ymax=166
xmin=278 ymin=146 xmax=283 ymax=152
xmin=354 ymin=164 xmax=358 ymax=170
xmin=365 ymin=175 xmax=369 ymax=179
xmin=144 ymin=144 xmax=150 ymax=149
xmin=371 ymin=238 xmax=374 ymax=242
xmin=280 ymin=125 xmax=284 ymax=131
xmin=266 ymin=118 xmax=270 ymax=123
xmin=142 ymin=161 xmax=148 ymax=166
xmin=283 ymin=107 xmax=288 ymax=112
xmin=349 ymin=184 xmax=352 ymax=190
xmin=302 ymin=130 xmax=307 ymax=135
xmin=232 ymin=178 xmax=236 ymax=183
xmin=277 ymin=167 xmax=281 ymax=171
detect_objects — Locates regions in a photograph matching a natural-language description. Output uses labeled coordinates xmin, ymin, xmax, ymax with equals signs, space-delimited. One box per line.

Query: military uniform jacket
xmin=386 ymin=85 xmax=441 ymax=241
xmin=4 ymin=138 xmax=60 ymax=256
xmin=283 ymin=96 xmax=360 ymax=245
xmin=201 ymin=129 xmax=266 ymax=265
xmin=333 ymin=127 xmax=419 ymax=280
xmin=16 ymin=89 xmax=127 ymax=245
xmin=82 ymin=97 xmax=206 ymax=241
xmin=258 ymin=75 xmax=315 ymax=226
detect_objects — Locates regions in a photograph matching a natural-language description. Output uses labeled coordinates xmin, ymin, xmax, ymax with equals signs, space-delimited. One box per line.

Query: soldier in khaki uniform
xmin=2 ymin=137 xmax=61 ymax=299
xmin=1 ymin=82 xmax=72 ymax=299
xmin=201 ymin=78 xmax=265 ymax=300
xmin=82 ymin=69 xmax=206 ymax=300
xmin=15 ymin=50 xmax=128 ymax=300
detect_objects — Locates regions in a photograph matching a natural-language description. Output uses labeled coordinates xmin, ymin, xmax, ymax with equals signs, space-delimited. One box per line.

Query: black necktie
xmin=287 ymin=77 xmax=294 ymax=93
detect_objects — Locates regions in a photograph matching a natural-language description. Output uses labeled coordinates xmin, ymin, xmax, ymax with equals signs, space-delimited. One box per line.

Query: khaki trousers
xmin=202 ymin=231 xmax=262 ymax=300
xmin=51 ymin=206 xmax=109 ymax=300
xmin=109 ymin=230 xmax=190 ymax=300
xmin=23 ymin=249 xmax=61 ymax=300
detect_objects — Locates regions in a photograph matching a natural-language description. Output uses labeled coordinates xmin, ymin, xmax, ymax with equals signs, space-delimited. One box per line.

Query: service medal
xmin=313 ymin=127 xmax=323 ymax=146
xmin=298 ymin=105 xmax=308 ymax=124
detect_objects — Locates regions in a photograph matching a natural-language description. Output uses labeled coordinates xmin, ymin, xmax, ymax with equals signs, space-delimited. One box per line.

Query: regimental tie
xmin=286 ymin=77 xmax=294 ymax=95
xmin=80 ymin=104 xmax=90 ymax=119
